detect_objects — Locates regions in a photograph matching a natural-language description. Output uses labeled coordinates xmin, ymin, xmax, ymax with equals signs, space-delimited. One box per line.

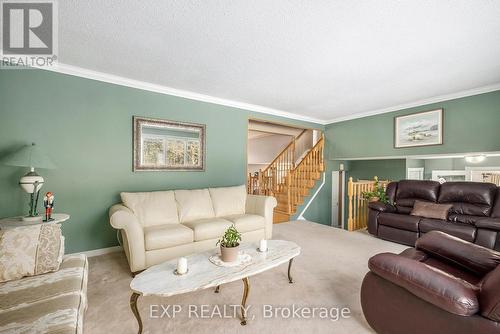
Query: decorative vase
xmin=369 ymin=197 xmax=380 ymax=202
xmin=220 ymin=244 xmax=239 ymax=262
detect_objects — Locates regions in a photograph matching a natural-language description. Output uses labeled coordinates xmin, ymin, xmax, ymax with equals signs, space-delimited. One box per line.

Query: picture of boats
xmin=395 ymin=109 xmax=443 ymax=148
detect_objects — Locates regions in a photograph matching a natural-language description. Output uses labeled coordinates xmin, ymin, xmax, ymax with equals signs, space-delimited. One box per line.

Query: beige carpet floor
xmin=85 ymin=221 xmax=406 ymax=334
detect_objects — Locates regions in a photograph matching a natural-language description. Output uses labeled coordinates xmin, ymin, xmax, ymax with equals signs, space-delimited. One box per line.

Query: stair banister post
xmin=258 ymin=169 xmax=263 ymax=195
xmin=286 ymin=173 xmax=292 ymax=214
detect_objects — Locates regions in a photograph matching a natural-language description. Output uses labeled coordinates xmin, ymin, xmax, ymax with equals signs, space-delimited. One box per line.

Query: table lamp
xmin=2 ymin=143 xmax=56 ymax=221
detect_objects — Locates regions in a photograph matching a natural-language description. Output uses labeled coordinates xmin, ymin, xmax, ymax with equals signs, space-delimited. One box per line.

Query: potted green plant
xmin=362 ymin=180 xmax=389 ymax=204
xmin=217 ymin=224 xmax=242 ymax=262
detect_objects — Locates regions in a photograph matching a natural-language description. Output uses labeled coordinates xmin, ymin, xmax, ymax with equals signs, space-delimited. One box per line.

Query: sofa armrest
xmin=416 ymin=231 xmax=500 ymax=276
xmin=245 ymin=195 xmax=277 ymax=239
xmin=476 ymin=218 xmax=500 ymax=231
xmin=368 ymin=253 xmax=479 ymax=316
xmin=109 ymin=204 xmax=146 ymax=272
xmin=368 ymin=201 xmax=396 ymax=213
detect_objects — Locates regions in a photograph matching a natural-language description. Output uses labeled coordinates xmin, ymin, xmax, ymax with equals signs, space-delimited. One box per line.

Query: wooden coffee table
xmin=129 ymin=240 xmax=301 ymax=333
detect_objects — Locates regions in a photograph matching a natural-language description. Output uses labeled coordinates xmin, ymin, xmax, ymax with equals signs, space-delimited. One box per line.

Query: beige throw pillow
xmin=410 ymin=201 xmax=453 ymax=220
xmin=0 ymin=224 xmax=64 ymax=283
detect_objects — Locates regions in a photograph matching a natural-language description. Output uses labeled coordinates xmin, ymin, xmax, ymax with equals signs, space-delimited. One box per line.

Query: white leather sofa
xmin=109 ymin=185 xmax=277 ymax=273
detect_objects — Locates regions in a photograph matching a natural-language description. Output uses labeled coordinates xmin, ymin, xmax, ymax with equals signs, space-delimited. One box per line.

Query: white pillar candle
xmin=177 ymin=257 xmax=188 ymax=274
xmin=259 ymin=239 xmax=268 ymax=252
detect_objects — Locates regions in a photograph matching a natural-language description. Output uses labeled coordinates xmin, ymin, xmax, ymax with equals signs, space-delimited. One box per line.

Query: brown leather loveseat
xmin=368 ymin=180 xmax=500 ymax=250
xmin=361 ymin=231 xmax=500 ymax=334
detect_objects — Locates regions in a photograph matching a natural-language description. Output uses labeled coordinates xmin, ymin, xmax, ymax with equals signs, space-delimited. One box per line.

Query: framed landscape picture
xmin=133 ymin=116 xmax=206 ymax=171
xmin=394 ymin=109 xmax=443 ymax=148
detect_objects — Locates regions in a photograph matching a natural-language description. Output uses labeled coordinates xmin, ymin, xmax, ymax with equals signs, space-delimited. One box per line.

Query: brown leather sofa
xmin=361 ymin=231 xmax=500 ymax=334
xmin=368 ymin=180 xmax=500 ymax=250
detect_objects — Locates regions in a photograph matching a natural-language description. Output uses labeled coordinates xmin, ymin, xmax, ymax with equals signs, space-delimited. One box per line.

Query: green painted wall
xmin=347 ymin=159 xmax=406 ymax=181
xmin=326 ymin=90 xmax=500 ymax=160
xmin=0 ymin=69 xmax=323 ymax=253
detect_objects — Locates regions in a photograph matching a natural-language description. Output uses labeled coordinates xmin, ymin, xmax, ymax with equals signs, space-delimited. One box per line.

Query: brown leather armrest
xmin=368 ymin=201 xmax=396 ymax=213
xmin=369 ymin=253 xmax=479 ymax=316
xmin=416 ymin=231 xmax=500 ymax=276
xmin=480 ymin=266 xmax=500 ymax=321
xmin=476 ymin=218 xmax=500 ymax=231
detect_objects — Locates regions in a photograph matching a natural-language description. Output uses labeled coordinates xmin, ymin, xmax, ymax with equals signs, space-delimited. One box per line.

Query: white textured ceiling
xmin=59 ymin=1 xmax=500 ymax=122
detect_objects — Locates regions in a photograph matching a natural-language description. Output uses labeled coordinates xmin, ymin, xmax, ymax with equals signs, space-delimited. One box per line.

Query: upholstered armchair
xmin=361 ymin=231 xmax=500 ymax=334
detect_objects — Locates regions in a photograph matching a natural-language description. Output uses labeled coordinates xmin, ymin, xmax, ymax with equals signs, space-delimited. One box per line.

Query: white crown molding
xmin=37 ymin=63 xmax=500 ymax=126
xmin=41 ymin=63 xmax=326 ymax=125
xmin=326 ymin=83 xmax=500 ymax=124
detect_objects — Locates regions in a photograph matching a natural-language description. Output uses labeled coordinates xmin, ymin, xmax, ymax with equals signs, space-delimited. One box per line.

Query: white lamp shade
xmin=19 ymin=174 xmax=44 ymax=193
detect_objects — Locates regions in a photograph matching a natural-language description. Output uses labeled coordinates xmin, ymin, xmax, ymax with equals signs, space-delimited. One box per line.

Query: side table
xmin=0 ymin=213 xmax=70 ymax=230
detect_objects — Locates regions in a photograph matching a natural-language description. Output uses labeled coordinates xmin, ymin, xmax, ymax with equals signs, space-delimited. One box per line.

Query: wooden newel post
xmin=347 ymin=177 xmax=354 ymax=231
xmin=258 ymin=169 xmax=263 ymax=195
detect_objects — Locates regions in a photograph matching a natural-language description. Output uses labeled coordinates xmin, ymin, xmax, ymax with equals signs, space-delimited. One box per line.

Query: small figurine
xmin=43 ymin=192 xmax=55 ymax=222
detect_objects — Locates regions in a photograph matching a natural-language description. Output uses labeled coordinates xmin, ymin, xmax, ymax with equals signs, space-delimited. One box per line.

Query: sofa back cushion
xmin=385 ymin=182 xmax=398 ymax=204
xmin=209 ymin=185 xmax=246 ymax=217
xmin=490 ymin=188 xmax=500 ymax=218
xmin=395 ymin=180 xmax=440 ymax=214
xmin=438 ymin=182 xmax=497 ymax=217
xmin=121 ymin=191 xmax=179 ymax=226
xmin=174 ymin=189 xmax=215 ymax=222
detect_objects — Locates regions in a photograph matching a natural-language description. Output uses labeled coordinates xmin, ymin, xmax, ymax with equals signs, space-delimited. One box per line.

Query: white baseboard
xmin=70 ymin=246 xmax=123 ymax=258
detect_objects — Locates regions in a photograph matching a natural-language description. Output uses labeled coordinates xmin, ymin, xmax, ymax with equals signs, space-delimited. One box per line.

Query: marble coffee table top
xmin=130 ymin=240 xmax=300 ymax=297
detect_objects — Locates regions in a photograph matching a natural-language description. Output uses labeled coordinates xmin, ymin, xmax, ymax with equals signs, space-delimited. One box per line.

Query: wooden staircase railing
xmin=347 ymin=176 xmax=390 ymax=231
xmin=286 ymin=135 xmax=324 ymax=213
xmin=253 ymin=129 xmax=308 ymax=196
xmin=247 ymin=130 xmax=324 ymax=222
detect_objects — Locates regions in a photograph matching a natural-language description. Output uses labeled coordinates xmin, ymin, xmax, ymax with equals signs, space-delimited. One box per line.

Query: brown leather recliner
xmin=361 ymin=231 xmax=500 ymax=334
xmin=368 ymin=180 xmax=500 ymax=250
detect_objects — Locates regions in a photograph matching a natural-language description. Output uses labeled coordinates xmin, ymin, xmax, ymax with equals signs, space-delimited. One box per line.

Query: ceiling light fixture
xmin=465 ymin=155 xmax=487 ymax=163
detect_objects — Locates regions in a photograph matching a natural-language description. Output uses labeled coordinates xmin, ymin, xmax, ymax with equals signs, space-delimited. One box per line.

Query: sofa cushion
xmin=174 ymin=189 xmax=216 ymax=223
xmin=224 ymin=214 xmax=265 ymax=233
xmin=0 ymin=254 xmax=88 ymax=334
xmin=395 ymin=180 xmax=440 ymax=212
xmin=491 ymin=188 xmax=500 ymax=218
xmin=379 ymin=213 xmax=420 ymax=232
xmin=476 ymin=218 xmax=500 ymax=231
xmin=419 ymin=218 xmax=476 ymax=242
xmin=209 ymin=185 xmax=247 ymax=217
xmin=182 ymin=218 xmax=232 ymax=241
xmin=385 ymin=182 xmax=398 ymax=204
xmin=121 ymin=191 xmax=179 ymax=226
xmin=144 ymin=224 xmax=194 ymax=251
xmin=410 ymin=201 xmax=452 ymax=220
xmin=438 ymin=182 xmax=497 ymax=217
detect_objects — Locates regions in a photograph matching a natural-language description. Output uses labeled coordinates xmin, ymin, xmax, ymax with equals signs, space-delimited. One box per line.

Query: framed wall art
xmin=394 ymin=109 xmax=443 ymax=148
xmin=133 ymin=116 xmax=206 ymax=171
